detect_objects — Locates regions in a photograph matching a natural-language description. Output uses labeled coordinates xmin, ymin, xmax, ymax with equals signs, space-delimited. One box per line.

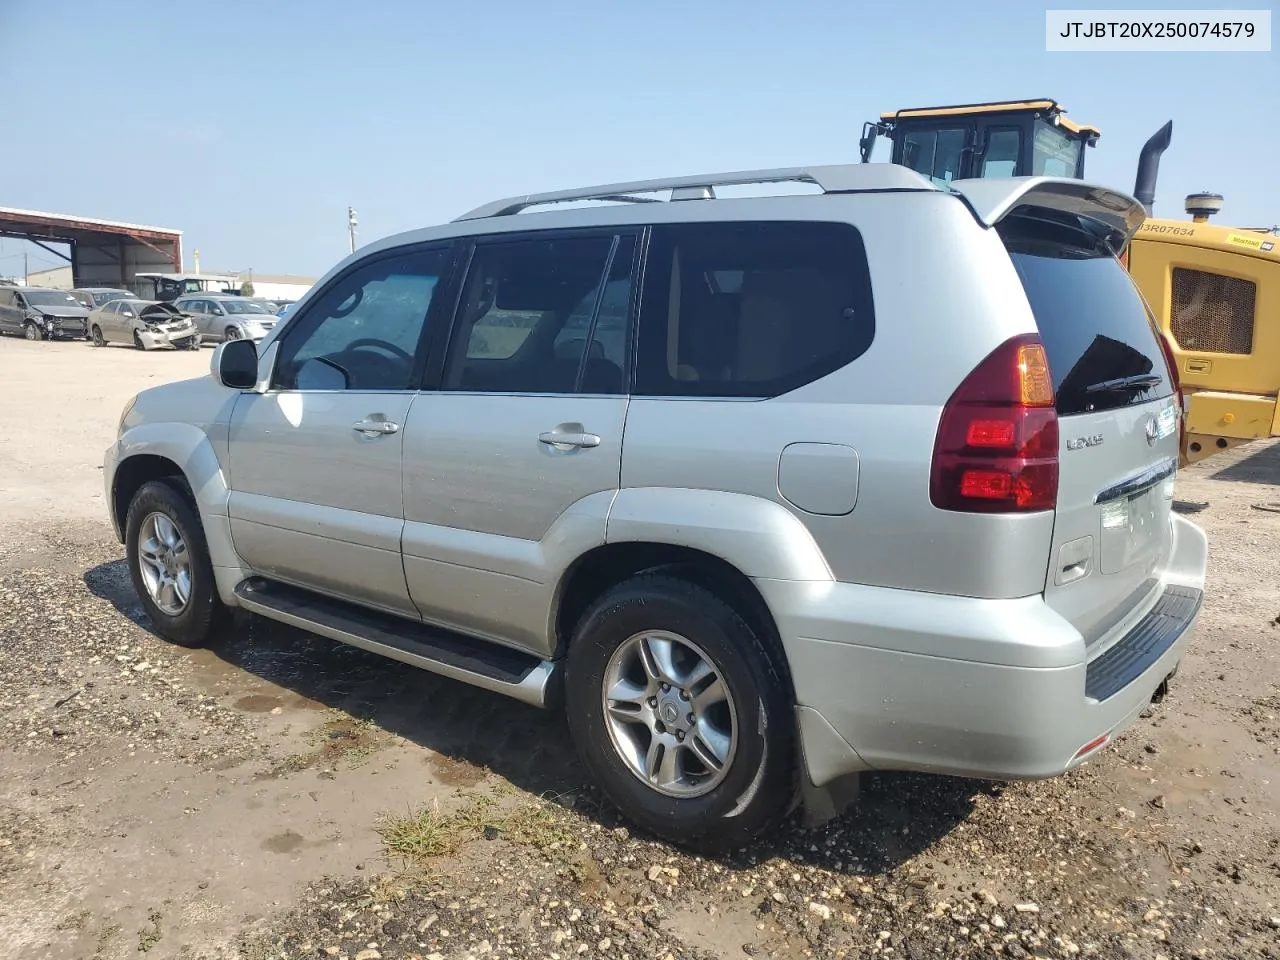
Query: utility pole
xmin=347 ymin=206 xmax=358 ymax=254
xmin=23 ymin=251 xmax=28 ymax=285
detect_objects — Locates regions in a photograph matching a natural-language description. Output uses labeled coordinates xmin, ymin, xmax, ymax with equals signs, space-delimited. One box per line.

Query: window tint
xmin=1000 ymin=215 xmax=1172 ymax=416
xmin=443 ymin=233 xmax=629 ymax=394
xmin=635 ymin=221 xmax=875 ymax=398
xmin=0 ymin=290 xmax=12 ymax=306
xmin=274 ymin=246 xmax=447 ymax=391
xmin=1170 ymin=267 xmax=1256 ymax=355
xmin=982 ymin=128 xmax=1021 ymax=177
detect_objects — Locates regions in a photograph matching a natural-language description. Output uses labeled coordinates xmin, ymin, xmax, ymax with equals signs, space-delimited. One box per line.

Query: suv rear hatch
xmin=996 ymin=204 xmax=1181 ymax=650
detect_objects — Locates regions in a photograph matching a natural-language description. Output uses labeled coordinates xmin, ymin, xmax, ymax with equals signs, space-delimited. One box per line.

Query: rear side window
xmin=1169 ymin=267 xmax=1256 ymax=355
xmin=1000 ymin=215 xmax=1172 ymax=416
xmin=635 ymin=221 xmax=875 ymax=398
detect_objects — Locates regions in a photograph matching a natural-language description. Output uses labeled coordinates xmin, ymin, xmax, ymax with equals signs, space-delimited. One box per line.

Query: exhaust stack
xmin=1133 ymin=120 xmax=1173 ymax=215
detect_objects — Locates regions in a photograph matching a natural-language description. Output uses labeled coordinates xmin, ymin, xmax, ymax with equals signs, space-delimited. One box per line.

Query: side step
xmin=233 ymin=579 xmax=560 ymax=708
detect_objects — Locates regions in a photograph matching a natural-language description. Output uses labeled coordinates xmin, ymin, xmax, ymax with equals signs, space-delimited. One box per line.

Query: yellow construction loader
xmin=860 ymin=99 xmax=1279 ymax=466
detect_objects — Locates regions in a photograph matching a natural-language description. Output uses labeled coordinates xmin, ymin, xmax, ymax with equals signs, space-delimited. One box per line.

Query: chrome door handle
xmin=353 ymin=418 xmax=400 ymax=436
xmin=538 ymin=430 xmax=600 ymax=448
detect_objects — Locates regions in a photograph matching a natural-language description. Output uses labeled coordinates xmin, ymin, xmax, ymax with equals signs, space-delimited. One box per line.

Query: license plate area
xmin=1099 ymin=483 xmax=1164 ymax=575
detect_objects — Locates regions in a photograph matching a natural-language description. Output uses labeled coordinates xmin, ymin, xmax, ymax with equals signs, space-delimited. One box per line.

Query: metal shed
xmin=0 ymin=206 xmax=182 ymax=290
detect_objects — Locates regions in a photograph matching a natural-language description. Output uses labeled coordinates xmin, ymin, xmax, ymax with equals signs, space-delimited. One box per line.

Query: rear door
xmin=400 ymin=229 xmax=637 ymax=656
xmin=999 ymin=215 xmax=1180 ymax=648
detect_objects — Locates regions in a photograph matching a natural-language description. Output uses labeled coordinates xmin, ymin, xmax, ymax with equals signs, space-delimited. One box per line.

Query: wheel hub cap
xmin=137 ymin=512 xmax=192 ymax=616
xmin=601 ymin=630 xmax=738 ymax=799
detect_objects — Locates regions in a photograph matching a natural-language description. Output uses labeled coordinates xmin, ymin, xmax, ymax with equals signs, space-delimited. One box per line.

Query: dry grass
xmin=376 ymin=792 xmax=579 ymax=865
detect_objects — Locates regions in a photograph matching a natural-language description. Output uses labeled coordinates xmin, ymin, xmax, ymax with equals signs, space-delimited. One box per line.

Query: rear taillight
xmin=930 ymin=334 xmax=1059 ymax=513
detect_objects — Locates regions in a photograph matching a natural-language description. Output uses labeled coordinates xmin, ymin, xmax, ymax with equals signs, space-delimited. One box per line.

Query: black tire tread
xmin=124 ymin=478 xmax=227 ymax=648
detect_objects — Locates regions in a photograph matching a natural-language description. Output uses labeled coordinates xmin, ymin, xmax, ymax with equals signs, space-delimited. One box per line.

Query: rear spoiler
xmin=948 ymin=176 xmax=1147 ymax=253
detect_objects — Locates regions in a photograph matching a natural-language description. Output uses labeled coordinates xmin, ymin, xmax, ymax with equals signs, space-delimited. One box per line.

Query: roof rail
xmin=453 ymin=163 xmax=937 ymax=221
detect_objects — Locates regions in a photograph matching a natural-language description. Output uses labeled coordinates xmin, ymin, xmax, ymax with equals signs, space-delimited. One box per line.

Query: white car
xmin=88 ymin=299 xmax=200 ymax=350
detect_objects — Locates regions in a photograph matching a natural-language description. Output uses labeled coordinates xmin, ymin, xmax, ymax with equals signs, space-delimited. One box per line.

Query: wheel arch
xmin=110 ymin=420 xmax=248 ymax=604
xmin=552 ymin=540 xmax=797 ymax=702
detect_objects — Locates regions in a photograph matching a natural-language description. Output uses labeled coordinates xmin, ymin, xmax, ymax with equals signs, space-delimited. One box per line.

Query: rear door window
xmin=1000 ymin=217 xmax=1172 ymax=416
xmin=634 ymin=221 xmax=875 ymax=398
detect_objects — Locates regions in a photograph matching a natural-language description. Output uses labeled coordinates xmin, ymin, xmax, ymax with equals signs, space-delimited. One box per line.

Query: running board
xmin=233 ymin=579 xmax=559 ymax=709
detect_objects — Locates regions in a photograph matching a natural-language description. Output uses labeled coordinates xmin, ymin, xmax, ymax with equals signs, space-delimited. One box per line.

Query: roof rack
xmin=453 ymin=163 xmax=937 ymax=221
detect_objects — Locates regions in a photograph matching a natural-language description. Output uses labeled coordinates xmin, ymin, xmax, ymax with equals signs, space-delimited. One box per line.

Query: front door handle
xmin=538 ymin=430 xmax=600 ymax=449
xmin=353 ymin=418 xmax=400 ymax=436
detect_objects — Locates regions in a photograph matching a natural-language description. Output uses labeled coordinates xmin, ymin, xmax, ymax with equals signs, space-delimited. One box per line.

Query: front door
xmin=226 ymin=242 xmax=454 ymax=617
xmin=401 ymin=230 xmax=639 ymax=656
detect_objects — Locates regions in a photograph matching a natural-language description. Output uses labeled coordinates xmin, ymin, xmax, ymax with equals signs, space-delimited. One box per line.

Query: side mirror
xmin=211 ymin=338 xmax=258 ymax=389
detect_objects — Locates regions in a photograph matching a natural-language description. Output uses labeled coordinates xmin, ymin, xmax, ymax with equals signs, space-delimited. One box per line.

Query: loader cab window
xmin=982 ymin=128 xmax=1022 ymax=178
xmin=900 ymin=128 xmax=966 ymax=186
xmin=1033 ymin=120 xmax=1082 ymax=178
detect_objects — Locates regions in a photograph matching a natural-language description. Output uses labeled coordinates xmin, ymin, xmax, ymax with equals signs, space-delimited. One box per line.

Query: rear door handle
xmin=538 ymin=430 xmax=600 ymax=449
xmin=353 ymin=418 xmax=400 ymax=436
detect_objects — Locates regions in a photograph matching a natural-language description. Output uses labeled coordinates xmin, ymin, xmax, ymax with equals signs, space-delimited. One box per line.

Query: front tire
xmin=124 ymin=479 xmax=226 ymax=647
xmin=24 ymin=322 xmax=43 ymax=341
xmin=91 ymin=325 xmax=106 ymax=347
xmin=565 ymin=574 xmax=796 ymax=853
xmin=224 ymin=326 xmax=241 ymax=341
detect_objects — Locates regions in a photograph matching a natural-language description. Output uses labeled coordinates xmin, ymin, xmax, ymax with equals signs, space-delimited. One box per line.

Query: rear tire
xmin=124 ymin=479 xmax=227 ymax=648
xmin=564 ymin=574 xmax=796 ymax=854
xmin=91 ymin=325 xmax=106 ymax=347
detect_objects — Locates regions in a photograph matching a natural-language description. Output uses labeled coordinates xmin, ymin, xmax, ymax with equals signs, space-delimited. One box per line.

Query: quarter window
xmin=274 ymin=245 xmax=448 ymax=391
xmin=443 ymin=233 xmax=632 ymax=395
xmin=634 ymin=221 xmax=876 ymax=398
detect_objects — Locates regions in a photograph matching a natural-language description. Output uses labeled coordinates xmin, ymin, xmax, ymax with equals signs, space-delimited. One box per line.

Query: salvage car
xmin=71 ymin=287 xmax=136 ymax=310
xmin=89 ymin=298 xmax=201 ymax=350
xmin=172 ymin=294 xmax=279 ymax=344
xmin=0 ymin=286 xmax=89 ymax=340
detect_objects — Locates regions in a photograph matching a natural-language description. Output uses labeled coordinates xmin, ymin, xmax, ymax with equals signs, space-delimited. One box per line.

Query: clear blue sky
xmin=1 ymin=0 xmax=1275 ymax=278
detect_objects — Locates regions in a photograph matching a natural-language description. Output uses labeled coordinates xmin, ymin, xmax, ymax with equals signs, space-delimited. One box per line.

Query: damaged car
xmin=0 ymin=286 xmax=90 ymax=340
xmin=88 ymin=299 xmax=201 ymax=351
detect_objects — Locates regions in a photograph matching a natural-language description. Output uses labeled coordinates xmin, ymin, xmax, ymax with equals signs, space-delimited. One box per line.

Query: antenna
xmin=347 ymin=206 xmax=358 ymax=253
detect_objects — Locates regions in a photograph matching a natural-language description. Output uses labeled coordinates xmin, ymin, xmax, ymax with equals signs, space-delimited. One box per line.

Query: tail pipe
xmin=1133 ymin=120 xmax=1173 ymax=215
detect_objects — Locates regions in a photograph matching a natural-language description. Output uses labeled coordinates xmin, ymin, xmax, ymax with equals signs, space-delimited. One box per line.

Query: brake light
xmin=930 ymin=335 xmax=1059 ymax=513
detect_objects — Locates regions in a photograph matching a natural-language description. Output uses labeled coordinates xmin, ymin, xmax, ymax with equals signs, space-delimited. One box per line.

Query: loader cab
xmin=859 ymin=99 xmax=1100 ymax=186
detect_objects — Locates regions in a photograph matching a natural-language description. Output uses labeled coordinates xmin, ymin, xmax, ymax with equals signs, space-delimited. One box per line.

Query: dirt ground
xmin=1 ymin=336 xmax=1278 ymax=960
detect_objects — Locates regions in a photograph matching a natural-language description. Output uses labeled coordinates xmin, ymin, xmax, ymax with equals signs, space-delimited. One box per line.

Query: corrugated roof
xmin=0 ymin=205 xmax=182 ymax=237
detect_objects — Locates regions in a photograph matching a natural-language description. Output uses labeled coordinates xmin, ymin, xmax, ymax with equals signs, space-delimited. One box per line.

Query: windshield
xmin=221 ymin=299 xmax=273 ymax=315
xmin=24 ymin=290 xmax=82 ymax=307
xmin=1032 ymin=120 xmax=1082 ymax=178
xmin=94 ymin=290 xmax=132 ymax=304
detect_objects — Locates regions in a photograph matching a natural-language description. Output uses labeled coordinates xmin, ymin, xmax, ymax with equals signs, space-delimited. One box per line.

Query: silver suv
xmin=104 ymin=165 xmax=1208 ymax=851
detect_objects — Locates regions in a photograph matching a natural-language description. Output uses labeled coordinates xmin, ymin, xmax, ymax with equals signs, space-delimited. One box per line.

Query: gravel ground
xmin=1 ymin=340 xmax=1278 ymax=960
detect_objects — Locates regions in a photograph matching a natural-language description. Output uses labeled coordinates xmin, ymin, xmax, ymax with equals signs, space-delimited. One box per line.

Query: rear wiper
xmin=1084 ymin=373 xmax=1163 ymax=395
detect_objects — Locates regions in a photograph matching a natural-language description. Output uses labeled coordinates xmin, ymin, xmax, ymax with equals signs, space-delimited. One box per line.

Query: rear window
xmin=1001 ymin=216 xmax=1172 ymax=416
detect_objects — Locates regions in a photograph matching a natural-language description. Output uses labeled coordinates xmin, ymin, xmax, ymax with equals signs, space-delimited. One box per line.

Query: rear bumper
xmin=761 ymin=513 xmax=1208 ymax=787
